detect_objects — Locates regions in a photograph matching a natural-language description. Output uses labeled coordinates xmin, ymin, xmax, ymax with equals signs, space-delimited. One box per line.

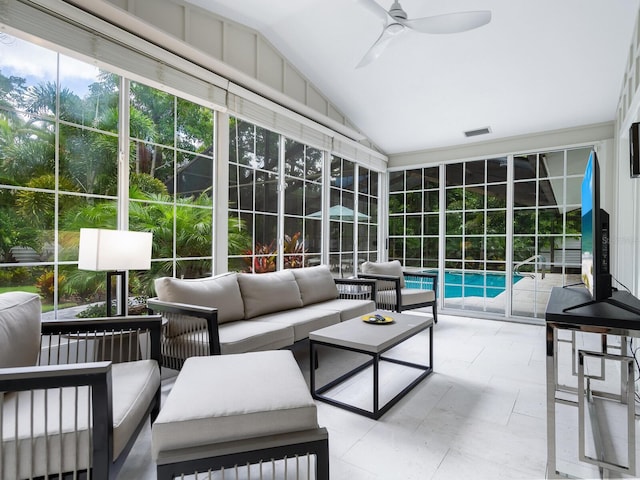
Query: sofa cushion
xmin=361 ymin=260 xmax=405 ymax=289
xmin=154 ymin=273 xmax=245 ymax=328
xmin=0 ymin=291 xmax=41 ymax=368
xmin=309 ymin=298 xmax=376 ymax=322
xmin=378 ymin=288 xmax=435 ymax=308
xmin=152 ymin=351 xmax=318 ymax=459
xmin=162 ymin=320 xmax=295 ymax=356
xmin=237 ymin=270 xmax=303 ymax=319
xmin=255 ymin=307 xmax=340 ymax=342
xmin=291 ymin=265 xmax=339 ymax=306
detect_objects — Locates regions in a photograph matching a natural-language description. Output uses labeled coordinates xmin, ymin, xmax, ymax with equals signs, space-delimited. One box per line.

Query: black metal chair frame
xmin=0 ymin=315 xmax=163 ymax=480
xmin=359 ymin=271 xmax=438 ymax=323
xmin=156 ymin=429 xmax=330 ymax=480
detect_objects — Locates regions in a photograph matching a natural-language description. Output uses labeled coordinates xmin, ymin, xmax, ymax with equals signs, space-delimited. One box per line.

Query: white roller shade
xmin=227 ymin=86 xmax=333 ymax=152
xmin=2 ymin=0 xmax=228 ymax=111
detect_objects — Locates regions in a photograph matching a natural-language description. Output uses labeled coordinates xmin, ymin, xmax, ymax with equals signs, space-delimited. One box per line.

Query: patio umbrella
xmin=309 ymin=205 xmax=370 ymax=221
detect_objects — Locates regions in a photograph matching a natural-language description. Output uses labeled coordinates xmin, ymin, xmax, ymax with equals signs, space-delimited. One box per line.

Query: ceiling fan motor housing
xmin=389 ymin=1 xmax=408 ymax=20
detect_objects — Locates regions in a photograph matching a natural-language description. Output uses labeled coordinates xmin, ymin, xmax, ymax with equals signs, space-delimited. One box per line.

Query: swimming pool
xmin=406 ymin=270 xmax=523 ymax=298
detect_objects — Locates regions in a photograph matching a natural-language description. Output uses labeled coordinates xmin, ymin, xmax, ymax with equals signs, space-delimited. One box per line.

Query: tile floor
xmin=119 ymin=312 xmax=556 ymax=479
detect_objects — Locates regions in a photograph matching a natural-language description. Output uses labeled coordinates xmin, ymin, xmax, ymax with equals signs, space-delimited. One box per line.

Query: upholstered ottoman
xmin=152 ymin=350 xmax=329 ymax=479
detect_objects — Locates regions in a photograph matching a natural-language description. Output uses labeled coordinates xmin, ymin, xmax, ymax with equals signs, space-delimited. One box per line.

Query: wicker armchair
xmin=0 ymin=292 xmax=162 ymax=480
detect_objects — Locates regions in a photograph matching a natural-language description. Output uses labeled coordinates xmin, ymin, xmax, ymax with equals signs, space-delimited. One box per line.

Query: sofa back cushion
xmin=154 ymin=273 xmax=245 ymax=327
xmin=0 ymin=291 xmax=42 ymax=368
xmin=291 ymin=266 xmax=338 ymax=306
xmin=237 ymin=270 xmax=303 ymax=319
xmin=361 ymin=260 xmax=405 ymax=289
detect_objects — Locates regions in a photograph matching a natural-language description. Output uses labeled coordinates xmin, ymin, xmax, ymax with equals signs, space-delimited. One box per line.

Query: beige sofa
xmin=147 ymin=265 xmax=376 ymax=369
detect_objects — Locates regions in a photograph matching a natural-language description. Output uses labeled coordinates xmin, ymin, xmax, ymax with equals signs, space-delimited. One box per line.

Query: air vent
xmin=464 ymin=127 xmax=492 ymax=138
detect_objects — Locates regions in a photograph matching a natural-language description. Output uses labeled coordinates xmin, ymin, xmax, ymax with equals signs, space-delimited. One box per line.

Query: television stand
xmin=546 ymin=286 xmax=640 ymax=479
xmin=562 ymin=292 xmax=640 ymax=316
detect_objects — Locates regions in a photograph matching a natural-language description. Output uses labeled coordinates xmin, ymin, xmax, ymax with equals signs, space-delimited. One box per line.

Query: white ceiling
xmin=186 ymin=0 xmax=640 ymax=155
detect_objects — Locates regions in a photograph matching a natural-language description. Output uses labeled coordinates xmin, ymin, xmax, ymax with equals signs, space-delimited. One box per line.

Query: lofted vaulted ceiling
xmin=186 ymin=0 xmax=639 ymax=155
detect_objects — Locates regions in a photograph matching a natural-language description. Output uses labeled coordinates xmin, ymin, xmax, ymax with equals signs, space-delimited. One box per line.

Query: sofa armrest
xmin=333 ymin=278 xmax=377 ymax=301
xmin=147 ymin=298 xmax=221 ymax=357
xmin=402 ymin=271 xmax=438 ymax=292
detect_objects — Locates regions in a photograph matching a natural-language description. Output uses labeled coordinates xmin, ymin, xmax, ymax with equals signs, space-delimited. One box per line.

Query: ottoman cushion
xmin=151 ymin=351 xmax=318 ymax=459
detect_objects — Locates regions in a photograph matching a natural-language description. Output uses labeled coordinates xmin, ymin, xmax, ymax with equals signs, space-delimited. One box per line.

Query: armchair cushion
xmin=0 ymin=291 xmax=41 ymax=368
xmin=1 ymin=359 xmax=160 ymax=478
xmin=155 ymin=273 xmax=244 ymax=332
xmin=291 ymin=265 xmax=339 ymax=306
xmin=361 ymin=260 xmax=406 ymax=288
xmin=237 ymin=270 xmax=303 ymax=319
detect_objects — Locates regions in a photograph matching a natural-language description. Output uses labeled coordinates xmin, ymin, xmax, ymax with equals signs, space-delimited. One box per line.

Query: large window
xmin=0 ymin=34 xmax=216 ymax=318
xmin=128 ymin=81 xmax=216 ymax=280
xmin=388 ymin=167 xmax=439 ymax=269
xmin=390 ymin=149 xmax=589 ymax=320
xmin=228 ymin=117 xmax=280 ymax=272
xmin=357 ymin=165 xmax=379 ymax=267
xmin=283 ymin=139 xmax=322 ymax=269
xmin=228 ymin=123 xmax=379 ymax=275
xmin=329 ymin=156 xmax=356 ymax=276
xmin=511 ymin=148 xmax=586 ymax=317
xmin=443 ymin=158 xmax=508 ymax=314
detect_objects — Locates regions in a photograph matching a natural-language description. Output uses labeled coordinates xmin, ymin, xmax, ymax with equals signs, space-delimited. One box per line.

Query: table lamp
xmin=78 ymin=228 xmax=153 ymax=316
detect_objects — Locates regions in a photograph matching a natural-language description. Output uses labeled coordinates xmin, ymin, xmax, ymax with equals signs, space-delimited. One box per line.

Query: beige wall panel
xmin=188 ymin=13 xmax=224 ymax=60
xmin=328 ymin=104 xmax=345 ymax=126
xmin=283 ymin=63 xmax=306 ymax=105
xmin=389 ymin=123 xmax=615 ymax=168
xmin=257 ymin=39 xmax=284 ymax=92
xmin=307 ymin=85 xmax=328 ymax=117
xmin=132 ymin=0 xmax=185 ymax=40
xmin=223 ymin=23 xmax=257 ymax=78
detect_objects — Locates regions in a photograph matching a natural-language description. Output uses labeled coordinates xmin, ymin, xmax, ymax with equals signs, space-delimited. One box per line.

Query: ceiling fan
xmin=355 ymin=0 xmax=491 ymax=68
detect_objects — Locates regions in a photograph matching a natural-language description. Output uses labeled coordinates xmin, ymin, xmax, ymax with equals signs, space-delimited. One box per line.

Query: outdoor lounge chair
xmin=359 ymin=260 xmax=438 ymax=323
xmin=0 ymin=291 xmax=162 ymax=480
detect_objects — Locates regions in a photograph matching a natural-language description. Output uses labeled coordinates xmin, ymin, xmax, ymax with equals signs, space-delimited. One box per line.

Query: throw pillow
xmin=154 ymin=273 xmax=245 ymax=328
xmin=291 ymin=265 xmax=339 ymax=306
xmin=237 ymin=270 xmax=303 ymax=319
xmin=361 ymin=260 xmax=405 ymax=288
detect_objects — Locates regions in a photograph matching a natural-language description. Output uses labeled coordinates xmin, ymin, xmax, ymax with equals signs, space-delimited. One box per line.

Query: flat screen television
xmin=580 ymin=150 xmax=612 ymax=302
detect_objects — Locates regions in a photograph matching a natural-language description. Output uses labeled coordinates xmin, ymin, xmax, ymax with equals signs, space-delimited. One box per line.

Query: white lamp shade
xmin=78 ymin=228 xmax=153 ymax=271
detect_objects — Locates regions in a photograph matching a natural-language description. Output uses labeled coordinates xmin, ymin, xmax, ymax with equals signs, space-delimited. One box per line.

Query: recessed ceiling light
xmin=464 ymin=127 xmax=492 ymax=138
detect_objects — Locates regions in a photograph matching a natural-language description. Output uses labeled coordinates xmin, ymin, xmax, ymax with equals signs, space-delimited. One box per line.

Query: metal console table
xmin=545 ymin=286 xmax=640 ymax=478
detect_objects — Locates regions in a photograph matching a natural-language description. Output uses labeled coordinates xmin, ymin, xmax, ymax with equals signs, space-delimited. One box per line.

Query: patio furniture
xmin=359 ymin=260 xmax=438 ymax=323
xmin=309 ymin=310 xmax=433 ymax=419
xmin=0 ymin=291 xmax=162 ymax=480
xmin=148 ymin=265 xmax=376 ymax=369
xmin=152 ymin=350 xmax=329 ymax=479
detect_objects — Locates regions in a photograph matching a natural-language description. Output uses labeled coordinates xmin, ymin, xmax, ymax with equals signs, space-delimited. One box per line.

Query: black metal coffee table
xmin=309 ymin=311 xmax=433 ymax=419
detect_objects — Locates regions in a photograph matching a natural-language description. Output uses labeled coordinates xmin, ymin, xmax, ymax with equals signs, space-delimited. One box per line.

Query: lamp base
xmin=106 ymin=270 xmax=126 ymax=317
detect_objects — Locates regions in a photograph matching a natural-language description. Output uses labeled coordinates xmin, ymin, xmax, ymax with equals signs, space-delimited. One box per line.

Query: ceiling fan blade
xmin=354 ymin=0 xmax=392 ymax=24
xmin=356 ymin=24 xmax=404 ymax=68
xmin=405 ymin=11 xmax=491 ymax=34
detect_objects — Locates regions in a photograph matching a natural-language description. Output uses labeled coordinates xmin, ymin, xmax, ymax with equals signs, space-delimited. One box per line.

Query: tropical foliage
xmin=0 ymin=64 xmax=251 ymax=312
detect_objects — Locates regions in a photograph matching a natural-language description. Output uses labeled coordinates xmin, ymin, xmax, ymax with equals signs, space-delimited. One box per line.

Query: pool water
xmin=406 ymin=271 xmax=523 ymax=298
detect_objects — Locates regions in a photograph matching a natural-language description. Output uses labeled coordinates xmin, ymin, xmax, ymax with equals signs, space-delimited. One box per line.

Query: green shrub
xmin=75 ymin=295 xmax=148 ymax=318
xmin=36 ymin=270 xmax=64 ymax=302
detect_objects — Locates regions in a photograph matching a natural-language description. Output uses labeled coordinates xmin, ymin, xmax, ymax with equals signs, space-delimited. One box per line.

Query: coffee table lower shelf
xmin=309 ymin=313 xmax=433 ymax=420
